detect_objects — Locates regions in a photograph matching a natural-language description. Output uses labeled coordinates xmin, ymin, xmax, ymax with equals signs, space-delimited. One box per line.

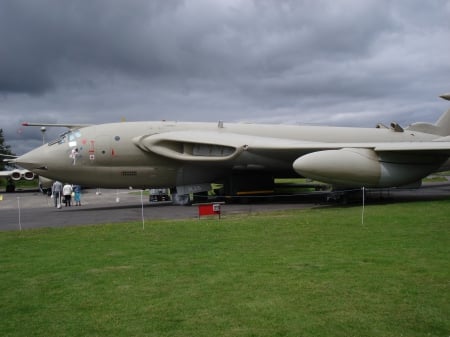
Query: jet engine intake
xmin=23 ymin=171 xmax=36 ymax=180
xmin=133 ymin=134 xmax=243 ymax=162
xmin=10 ymin=170 xmax=22 ymax=181
xmin=10 ymin=170 xmax=35 ymax=181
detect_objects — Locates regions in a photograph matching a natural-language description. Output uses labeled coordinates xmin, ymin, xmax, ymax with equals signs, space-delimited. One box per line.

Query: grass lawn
xmin=0 ymin=201 xmax=449 ymax=336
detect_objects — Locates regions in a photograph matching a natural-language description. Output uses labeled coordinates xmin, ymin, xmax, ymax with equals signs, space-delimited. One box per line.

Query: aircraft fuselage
xmin=15 ymin=119 xmax=448 ymax=191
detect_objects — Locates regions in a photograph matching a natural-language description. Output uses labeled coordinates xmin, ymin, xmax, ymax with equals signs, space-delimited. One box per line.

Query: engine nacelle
xmin=293 ymin=148 xmax=441 ymax=188
xmin=10 ymin=170 xmax=22 ymax=181
xmin=10 ymin=170 xmax=35 ymax=181
xmin=23 ymin=171 xmax=36 ymax=180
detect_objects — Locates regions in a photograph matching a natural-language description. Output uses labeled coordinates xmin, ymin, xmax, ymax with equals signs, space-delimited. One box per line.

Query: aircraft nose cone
xmin=15 ymin=146 xmax=48 ymax=171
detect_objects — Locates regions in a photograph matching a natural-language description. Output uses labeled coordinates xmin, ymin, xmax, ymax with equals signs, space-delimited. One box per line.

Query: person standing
xmin=52 ymin=181 xmax=63 ymax=208
xmin=63 ymin=183 xmax=73 ymax=207
xmin=73 ymin=184 xmax=82 ymax=206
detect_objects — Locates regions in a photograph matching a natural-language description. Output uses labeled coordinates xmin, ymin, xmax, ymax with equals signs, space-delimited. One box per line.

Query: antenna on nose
xmin=40 ymin=127 xmax=46 ymax=144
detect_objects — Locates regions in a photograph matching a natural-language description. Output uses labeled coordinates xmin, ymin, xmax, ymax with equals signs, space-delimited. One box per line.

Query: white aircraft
xmin=1 ymin=155 xmax=35 ymax=181
xmin=0 ymin=168 xmax=36 ymax=181
xmin=1 ymin=155 xmax=52 ymax=193
xmin=13 ymin=94 xmax=450 ymax=202
xmin=0 ymin=166 xmax=36 ymax=192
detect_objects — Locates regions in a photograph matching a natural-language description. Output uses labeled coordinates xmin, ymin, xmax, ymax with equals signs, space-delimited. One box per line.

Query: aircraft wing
xmin=134 ymin=130 xmax=450 ymax=162
xmin=0 ymin=171 xmax=11 ymax=177
xmin=373 ymin=141 xmax=450 ymax=153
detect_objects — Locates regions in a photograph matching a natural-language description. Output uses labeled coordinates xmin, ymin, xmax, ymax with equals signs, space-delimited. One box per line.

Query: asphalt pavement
xmin=1 ymin=180 xmax=449 ymax=231
xmin=0 ymin=188 xmax=313 ymax=231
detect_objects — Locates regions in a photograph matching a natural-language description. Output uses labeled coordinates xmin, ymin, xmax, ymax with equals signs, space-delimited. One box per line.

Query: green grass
xmin=423 ymin=175 xmax=448 ymax=182
xmin=0 ymin=178 xmax=39 ymax=191
xmin=0 ymin=201 xmax=449 ymax=337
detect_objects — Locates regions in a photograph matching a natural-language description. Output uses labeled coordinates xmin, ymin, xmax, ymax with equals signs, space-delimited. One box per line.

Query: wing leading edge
xmin=133 ymin=130 xmax=450 ymax=162
xmin=132 ymin=130 xmax=450 ymax=188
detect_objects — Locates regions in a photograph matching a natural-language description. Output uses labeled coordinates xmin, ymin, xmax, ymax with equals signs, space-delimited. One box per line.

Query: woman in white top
xmin=63 ymin=183 xmax=73 ymax=207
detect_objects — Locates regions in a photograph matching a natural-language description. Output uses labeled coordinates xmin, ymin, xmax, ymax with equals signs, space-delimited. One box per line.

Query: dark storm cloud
xmin=0 ymin=0 xmax=399 ymax=94
xmin=0 ymin=0 xmax=449 ymax=154
xmin=0 ymin=0 xmax=183 ymax=93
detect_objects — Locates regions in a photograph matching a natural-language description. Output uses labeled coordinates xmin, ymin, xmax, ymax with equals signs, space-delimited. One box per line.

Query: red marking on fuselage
xmin=89 ymin=140 xmax=95 ymax=153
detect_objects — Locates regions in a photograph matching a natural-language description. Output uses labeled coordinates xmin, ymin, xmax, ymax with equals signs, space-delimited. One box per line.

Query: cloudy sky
xmin=1 ymin=0 xmax=450 ymax=155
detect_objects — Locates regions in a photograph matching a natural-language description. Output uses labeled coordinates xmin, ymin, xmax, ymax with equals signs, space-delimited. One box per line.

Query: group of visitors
xmin=51 ymin=181 xmax=82 ymax=208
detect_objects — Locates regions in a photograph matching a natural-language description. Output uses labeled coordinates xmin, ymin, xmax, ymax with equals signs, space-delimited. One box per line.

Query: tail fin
xmin=433 ymin=107 xmax=450 ymax=136
xmin=407 ymin=94 xmax=450 ymax=136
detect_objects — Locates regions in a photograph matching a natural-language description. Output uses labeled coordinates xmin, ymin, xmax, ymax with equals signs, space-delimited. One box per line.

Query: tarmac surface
xmin=1 ymin=180 xmax=449 ymax=231
xmin=0 ymin=188 xmax=314 ymax=231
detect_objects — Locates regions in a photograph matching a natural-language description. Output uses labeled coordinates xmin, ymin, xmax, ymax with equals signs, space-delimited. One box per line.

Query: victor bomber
xmin=13 ymin=94 xmax=450 ymax=202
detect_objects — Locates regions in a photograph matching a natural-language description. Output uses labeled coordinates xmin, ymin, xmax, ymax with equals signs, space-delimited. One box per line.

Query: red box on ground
xmin=196 ymin=202 xmax=224 ymax=218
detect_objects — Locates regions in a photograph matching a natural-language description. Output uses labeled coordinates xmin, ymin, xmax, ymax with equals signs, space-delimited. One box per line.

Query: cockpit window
xmin=48 ymin=131 xmax=69 ymax=146
xmin=48 ymin=130 xmax=81 ymax=146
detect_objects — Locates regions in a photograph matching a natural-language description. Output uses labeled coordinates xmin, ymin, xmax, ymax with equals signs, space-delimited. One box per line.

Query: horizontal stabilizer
xmin=22 ymin=122 xmax=90 ymax=130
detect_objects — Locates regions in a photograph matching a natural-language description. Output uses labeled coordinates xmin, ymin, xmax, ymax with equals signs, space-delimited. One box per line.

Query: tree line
xmin=0 ymin=129 xmax=14 ymax=171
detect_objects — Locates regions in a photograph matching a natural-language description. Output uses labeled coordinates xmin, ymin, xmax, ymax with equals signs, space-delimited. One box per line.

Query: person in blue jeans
xmin=52 ymin=180 xmax=63 ymax=208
